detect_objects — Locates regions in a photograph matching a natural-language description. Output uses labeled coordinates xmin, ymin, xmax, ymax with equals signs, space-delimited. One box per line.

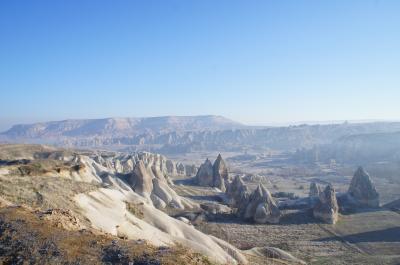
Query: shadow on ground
xmin=316 ymin=227 xmax=400 ymax=243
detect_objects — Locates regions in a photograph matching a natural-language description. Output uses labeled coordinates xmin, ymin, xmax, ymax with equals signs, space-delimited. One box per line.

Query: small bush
xmin=125 ymin=202 xmax=144 ymax=219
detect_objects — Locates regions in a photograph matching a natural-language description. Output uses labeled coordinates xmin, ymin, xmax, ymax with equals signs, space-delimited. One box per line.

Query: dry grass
xmin=125 ymin=201 xmax=145 ymax=219
xmin=0 ymin=168 xmax=100 ymax=227
xmin=0 ymin=144 xmax=58 ymax=160
xmin=0 ymin=206 xmax=215 ymax=265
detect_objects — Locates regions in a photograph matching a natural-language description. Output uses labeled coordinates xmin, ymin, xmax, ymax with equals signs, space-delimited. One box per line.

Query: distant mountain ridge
xmin=2 ymin=115 xmax=245 ymax=138
xmin=2 ymin=116 xmax=400 ymax=156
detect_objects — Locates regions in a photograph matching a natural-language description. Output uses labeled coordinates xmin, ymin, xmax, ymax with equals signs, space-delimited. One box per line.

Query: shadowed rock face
xmin=239 ymin=184 xmax=281 ymax=224
xmin=226 ymin=175 xmax=249 ymax=207
xmin=184 ymin=164 xmax=198 ymax=177
xmin=348 ymin=167 xmax=380 ymax=208
xmin=129 ymin=157 xmax=197 ymax=210
xmin=313 ymin=185 xmax=339 ymax=224
xmin=129 ymin=161 xmax=153 ymax=196
xmin=195 ymin=159 xmax=214 ymax=186
xmin=309 ymin=182 xmax=322 ymax=197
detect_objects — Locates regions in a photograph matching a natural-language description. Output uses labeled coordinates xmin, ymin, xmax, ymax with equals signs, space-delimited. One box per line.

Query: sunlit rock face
xmin=212 ymin=154 xmax=229 ymax=191
xmin=348 ymin=167 xmax=380 ymax=208
xmin=313 ymin=185 xmax=339 ymax=224
xmin=195 ymin=154 xmax=230 ymax=191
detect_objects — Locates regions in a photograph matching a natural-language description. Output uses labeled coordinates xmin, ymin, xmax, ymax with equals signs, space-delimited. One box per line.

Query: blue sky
xmin=0 ymin=0 xmax=399 ymax=130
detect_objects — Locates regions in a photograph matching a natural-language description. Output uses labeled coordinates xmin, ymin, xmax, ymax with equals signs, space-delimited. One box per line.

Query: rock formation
xmin=184 ymin=164 xmax=198 ymax=177
xmin=127 ymin=158 xmax=196 ymax=210
xmin=0 ymin=144 xmax=246 ymax=265
xmin=238 ymin=184 xmax=281 ymax=224
xmin=166 ymin=159 xmax=177 ymax=176
xmin=130 ymin=161 xmax=154 ymax=196
xmin=309 ymin=182 xmax=322 ymax=197
xmin=313 ymin=185 xmax=339 ymax=224
xmin=348 ymin=167 xmax=380 ymax=208
xmin=195 ymin=158 xmax=215 ymax=186
xmin=225 ymin=175 xmax=250 ymax=207
xmin=213 ymin=154 xmax=229 ymax=191
xmin=195 ymin=154 xmax=230 ymax=191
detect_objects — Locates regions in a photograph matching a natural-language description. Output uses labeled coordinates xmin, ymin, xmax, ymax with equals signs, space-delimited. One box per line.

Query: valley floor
xmin=174 ymin=181 xmax=400 ymax=265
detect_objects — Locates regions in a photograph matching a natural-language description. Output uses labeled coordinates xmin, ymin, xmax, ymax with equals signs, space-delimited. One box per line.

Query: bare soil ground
xmin=174 ymin=181 xmax=400 ymax=265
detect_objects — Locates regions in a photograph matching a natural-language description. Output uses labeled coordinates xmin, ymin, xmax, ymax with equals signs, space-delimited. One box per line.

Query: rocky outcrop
xmin=176 ymin=162 xmax=185 ymax=175
xmin=348 ymin=167 xmax=380 ymax=208
xmin=313 ymin=185 xmax=339 ymax=224
xmin=128 ymin=159 xmax=196 ymax=210
xmin=92 ymin=151 xmax=192 ymax=178
xmin=213 ymin=154 xmax=229 ymax=191
xmin=184 ymin=164 xmax=198 ymax=177
xmin=309 ymin=182 xmax=322 ymax=197
xmin=86 ymin=151 xmax=198 ymax=210
xmin=200 ymin=202 xmax=232 ymax=215
xmin=151 ymin=178 xmax=196 ymax=209
xmin=225 ymin=175 xmax=250 ymax=207
xmin=166 ymin=160 xmax=177 ymax=176
xmin=195 ymin=158 xmax=215 ymax=186
xmin=238 ymin=184 xmax=281 ymax=224
xmin=129 ymin=161 xmax=154 ymax=196
xmin=195 ymin=154 xmax=230 ymax=191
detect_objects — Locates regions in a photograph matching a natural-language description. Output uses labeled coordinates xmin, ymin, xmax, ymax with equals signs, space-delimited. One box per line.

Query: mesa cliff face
xmin=4 ymin=118 xmax=400 ymax=157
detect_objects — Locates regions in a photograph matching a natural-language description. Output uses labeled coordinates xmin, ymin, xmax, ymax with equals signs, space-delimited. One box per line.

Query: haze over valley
xmin=1 ymin=1 xmax=400 ymax=264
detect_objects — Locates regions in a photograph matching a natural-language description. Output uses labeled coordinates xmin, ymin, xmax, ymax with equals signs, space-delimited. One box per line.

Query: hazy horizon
xmin=1 ymin=115 xmax=400 ymax=133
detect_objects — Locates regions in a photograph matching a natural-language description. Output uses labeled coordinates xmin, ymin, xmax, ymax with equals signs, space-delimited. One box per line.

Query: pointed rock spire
xmin=239 ymin=183 xmax=281 ymax=224
xmin=129 ymin=160 xmax=153 ymax=195
xmin=195 ymin=158 xmax=214 ymax=187
xmin=309 ymin=182 xmax=322 ymax=197
xmin=348 ymin=167 xmax=379 ymax=208
xmin=213 ymin=154 xmax=229 ymax=192
xmin=313 ymin=184 xmax=339 ymax=224
xmin=226 ymin=175 xmax=249 ymax=207
xmin=196 ymin=155 xmax=230 ymax=192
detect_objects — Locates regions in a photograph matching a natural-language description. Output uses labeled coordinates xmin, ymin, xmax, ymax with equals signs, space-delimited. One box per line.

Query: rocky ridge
xmin=0 ymin=144 xmax=247 ymax=264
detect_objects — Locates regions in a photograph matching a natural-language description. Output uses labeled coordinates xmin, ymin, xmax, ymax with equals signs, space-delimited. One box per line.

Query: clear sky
xmin=0 ymin=0 xmax=399 ymax=131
